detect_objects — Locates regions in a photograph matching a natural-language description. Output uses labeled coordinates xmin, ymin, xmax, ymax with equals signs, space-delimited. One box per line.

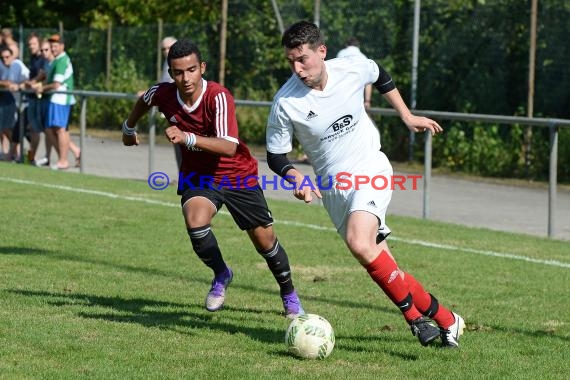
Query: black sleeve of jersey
xmin=267 ymin=151 xmax=295 ymax=178
xmin=373 ymin=65 xmax=396 ymax=94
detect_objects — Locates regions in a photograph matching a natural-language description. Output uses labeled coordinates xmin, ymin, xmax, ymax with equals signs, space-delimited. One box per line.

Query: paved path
xmin=35 ymin=134 xmax=570 ymax=241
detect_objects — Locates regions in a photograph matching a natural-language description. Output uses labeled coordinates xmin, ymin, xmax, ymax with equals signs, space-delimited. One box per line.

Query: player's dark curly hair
xmin=167 ymin=38 xmax=203 ymax=66
xmin=281 ymin=21 xmax=325 ymax=50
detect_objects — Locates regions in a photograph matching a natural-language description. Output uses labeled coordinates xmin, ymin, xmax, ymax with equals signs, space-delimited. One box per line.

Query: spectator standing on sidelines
xmin=159 ymin=36 xmax=177 ymax=83
xmin=31 ymin=39 xmax=56 ymax=167
xmin=0 ymin=45 xmax=29 ymax=161
xmin=37 ymin=34 xmax=80 ymax=170
xmin=266 ymin=21 xmax=465 ymax=348
xmin=337 ymin=36 xmax=373 ymax=111
xmin=137 ymin=36 xmax=181 ymax=168
xmin=122 ymin=39 xmax=305 ymax=318
xmin=0 ymin=48 xmax=8 ymax=160
xmin=1 ymin=28 xmax=20 ymax=59
xmin=22 ymin=32 xmax=47 ymax=164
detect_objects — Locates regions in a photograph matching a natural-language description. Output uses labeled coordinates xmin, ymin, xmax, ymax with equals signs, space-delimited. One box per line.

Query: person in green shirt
xmin=38 ymin=34 xmax=80 ymax=170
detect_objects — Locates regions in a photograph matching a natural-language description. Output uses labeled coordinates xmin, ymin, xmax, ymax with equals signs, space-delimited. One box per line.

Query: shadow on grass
xmin=334 ymin=334 xmax=418 ymax=356
xmin=0 ymin=245 xmax=197 ymax=284
xmin=7 ymin=289 xmax=421 ymax=357
xmin=485 ymin=322 xmax=570 ymax=343
xmin=0 ymin=246 xmax=51 ymax=255
xmin=1 ymin=245 xmax=400 ymax=316
xmin=9 ymin=289 xmax=284 ymax=345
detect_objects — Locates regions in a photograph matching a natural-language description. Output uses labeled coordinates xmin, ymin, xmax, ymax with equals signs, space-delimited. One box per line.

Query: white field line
xmin=2 ymin=176 xmax=569 ymax=269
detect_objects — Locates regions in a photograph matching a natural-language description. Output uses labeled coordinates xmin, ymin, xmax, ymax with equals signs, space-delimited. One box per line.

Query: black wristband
xmin=267 ymin=151 xmax=295 ymax=177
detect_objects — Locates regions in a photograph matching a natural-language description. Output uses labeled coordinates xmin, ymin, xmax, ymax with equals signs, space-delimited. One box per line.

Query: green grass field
xmin=1 ymin=163 xmax=569 ymax=379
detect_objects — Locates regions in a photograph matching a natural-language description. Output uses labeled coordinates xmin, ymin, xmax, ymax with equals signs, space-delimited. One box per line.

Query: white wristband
xmin=183 ymin=132 xmax=196 ymax=149
xmin=122 ymin=120 xmax=136 ymax=136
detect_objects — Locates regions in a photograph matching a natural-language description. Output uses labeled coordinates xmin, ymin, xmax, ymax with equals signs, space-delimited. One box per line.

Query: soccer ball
xmin=285 ymin=314 xmax=335 ymax=359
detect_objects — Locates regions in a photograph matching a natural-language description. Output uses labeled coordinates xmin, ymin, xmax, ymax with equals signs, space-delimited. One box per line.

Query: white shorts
xmin=321 ymin=151 xmax=393 ymax=240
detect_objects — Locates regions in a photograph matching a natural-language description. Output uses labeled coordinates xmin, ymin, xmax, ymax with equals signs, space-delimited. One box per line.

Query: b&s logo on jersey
xmin=320 ymin=115 xmax=355 ymax=142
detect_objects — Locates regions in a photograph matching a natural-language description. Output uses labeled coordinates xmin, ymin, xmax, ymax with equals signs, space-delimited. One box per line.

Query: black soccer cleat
xmin=410 ymin=317 xmax=440 ymax=346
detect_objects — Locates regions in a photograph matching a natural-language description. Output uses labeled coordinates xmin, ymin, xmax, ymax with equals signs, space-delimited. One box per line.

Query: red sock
xmin=365 ymin=250 xmax=423 ymax=322
xmin=404 ymin=272 xmax=455 ymax=329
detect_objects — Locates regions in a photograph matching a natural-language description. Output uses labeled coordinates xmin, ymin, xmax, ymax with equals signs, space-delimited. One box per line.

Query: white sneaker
xmin=440 ymin=312 xmax=465 ymax=348
xmin=35 ymin=157 xmax=49 ymax=167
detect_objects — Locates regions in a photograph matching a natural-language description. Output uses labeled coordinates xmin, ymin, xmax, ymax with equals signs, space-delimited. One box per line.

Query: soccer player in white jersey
xmin=266 ymin=21 xmax=465 ymax=348
xmin=122 ymin=39 xmax=304 ymax=319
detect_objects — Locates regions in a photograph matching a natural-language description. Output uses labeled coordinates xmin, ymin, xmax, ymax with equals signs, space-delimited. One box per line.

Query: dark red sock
xmin=405 ymin=272 xmax=455 ymax=329
xmin=365 ymin=250 xmax=423 ymax=322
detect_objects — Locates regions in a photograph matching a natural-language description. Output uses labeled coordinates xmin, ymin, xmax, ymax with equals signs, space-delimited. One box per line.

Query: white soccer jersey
xmin=267 ymin=57 xmax=385 ymax=182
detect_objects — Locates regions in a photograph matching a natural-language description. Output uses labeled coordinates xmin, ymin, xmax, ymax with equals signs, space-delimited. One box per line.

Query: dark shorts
xmin=11 ymin=107 xmax=29 ymax=143
xmin=0 ymin=103 xmax=17 ymax=131
xmin=27 ymin=98 xmax=45 ymax=133
xmin=180 ymin=185 xmax=274 ymax=231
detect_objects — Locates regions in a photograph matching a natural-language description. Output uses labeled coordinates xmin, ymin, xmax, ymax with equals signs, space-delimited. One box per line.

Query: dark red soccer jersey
xmin=142 ymin=80 xmax=258 ymax=187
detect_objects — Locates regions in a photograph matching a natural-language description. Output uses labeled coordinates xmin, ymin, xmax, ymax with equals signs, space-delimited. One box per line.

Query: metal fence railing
xmin=10 ymin=89 xmax=570 ymax=239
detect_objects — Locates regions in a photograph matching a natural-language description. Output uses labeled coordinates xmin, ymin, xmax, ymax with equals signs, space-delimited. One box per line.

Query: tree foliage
xmin=4 ymin=0 xmax=569 ymax=181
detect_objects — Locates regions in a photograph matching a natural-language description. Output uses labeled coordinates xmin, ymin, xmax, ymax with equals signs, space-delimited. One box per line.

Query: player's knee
xmin=346 ymin=236 xmax=380 ymax=265
xmin=187 ymin=224 xmax=216 ymax=253
xmin=256 ymin=239 xmax=279 ymax=257
xmin=346 ymin=235 xmax=371 ymax=256
xmin=249 ymin=225 xmax=277 ymax=252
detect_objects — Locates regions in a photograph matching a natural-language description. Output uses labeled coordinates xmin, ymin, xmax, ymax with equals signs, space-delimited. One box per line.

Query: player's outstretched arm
xmin=381 ymin=88 xmax=443 ymax=135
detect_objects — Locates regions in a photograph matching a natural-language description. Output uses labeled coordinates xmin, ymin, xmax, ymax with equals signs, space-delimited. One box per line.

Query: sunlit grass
xmin=1 ymin=163 xmax=569 ymax=379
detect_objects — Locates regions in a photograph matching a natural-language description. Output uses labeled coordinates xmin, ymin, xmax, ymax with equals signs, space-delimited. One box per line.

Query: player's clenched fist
xmin=122 ymin=133 xmax=139 ymax=146
xmin=165 ymin=126 xmax=184 ymax=144
xmin=122 ymin=120 xmax=139 ymax=146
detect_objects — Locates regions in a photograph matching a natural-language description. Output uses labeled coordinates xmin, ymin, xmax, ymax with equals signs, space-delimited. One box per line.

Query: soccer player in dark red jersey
xmin=122 ymin=39 xmax=304 ymax=318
